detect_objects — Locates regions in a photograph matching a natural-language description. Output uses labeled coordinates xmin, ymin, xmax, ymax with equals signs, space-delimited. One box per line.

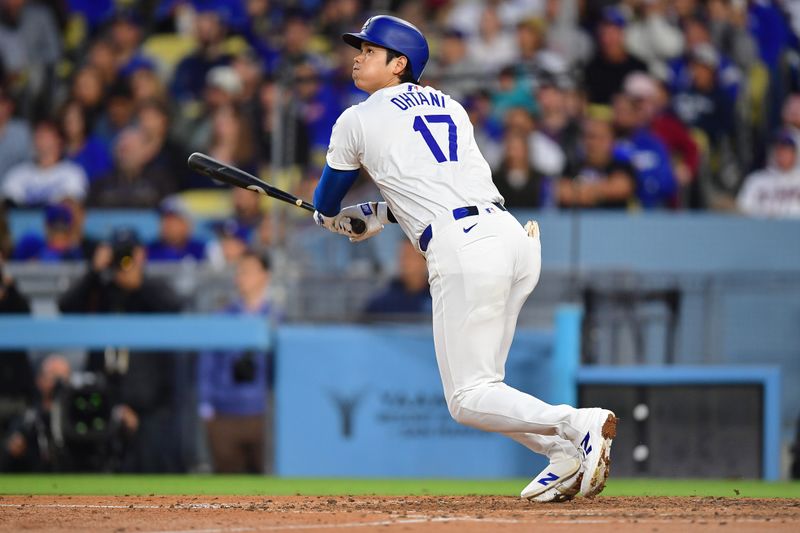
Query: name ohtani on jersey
xmin=390 ymin=87 xmax=448 ymax=111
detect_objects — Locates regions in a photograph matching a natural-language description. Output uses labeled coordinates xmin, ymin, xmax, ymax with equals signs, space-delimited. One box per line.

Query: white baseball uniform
xmin=326 ymin=83 xmax=586 ymax=462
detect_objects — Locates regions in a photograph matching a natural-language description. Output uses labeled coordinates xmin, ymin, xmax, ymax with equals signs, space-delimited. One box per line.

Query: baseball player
xmin=312 ymin=15 xmax=616 ymax=502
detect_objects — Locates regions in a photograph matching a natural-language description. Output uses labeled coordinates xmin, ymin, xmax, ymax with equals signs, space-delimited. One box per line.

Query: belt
xmin=419 ymin=202 xmax=506 ymax=252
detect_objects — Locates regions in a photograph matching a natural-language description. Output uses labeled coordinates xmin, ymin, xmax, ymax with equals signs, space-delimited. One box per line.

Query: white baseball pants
xmin=424 ymin=208 xmax=582 ymax=461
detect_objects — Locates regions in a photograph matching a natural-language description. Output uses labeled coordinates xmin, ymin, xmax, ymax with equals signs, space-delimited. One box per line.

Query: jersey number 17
xmin=413 ymin=114 xmax=458 ymax=163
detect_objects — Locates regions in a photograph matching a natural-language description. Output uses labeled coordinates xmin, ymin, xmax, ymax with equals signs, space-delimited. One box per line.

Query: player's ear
xmin=392 ymin=55 xmax=408 ymax=77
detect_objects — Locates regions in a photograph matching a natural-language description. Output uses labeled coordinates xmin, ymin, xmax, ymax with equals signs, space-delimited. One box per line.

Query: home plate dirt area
xmin=1 ymin=495 xmax=799 ymax=532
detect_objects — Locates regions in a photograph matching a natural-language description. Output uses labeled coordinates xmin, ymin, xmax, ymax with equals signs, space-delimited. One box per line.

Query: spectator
xmin=69 ymin=66 xmax=107 ymax=125
xmin=59 ymin=100 xmax=113 ymax=183
xmin=253 ymin=210 xmax=287 ymax=252
xmin=107 ymin=10 xmax=146 ymax=73
xmin=12 ymin=204 xmax=84 ymax=261
xmin=737 ymin=133 xmax=800 ymax=218
xmin=781 ymin=94 xmax=800 ymax=157
xmin=198 ymin=250 xmax=276 ymax=473
xmin=543 ymin=0 xmax=593 ymax=68
xmin=88 ymin=126 xmax=177 ymax=208
xmin=584 ymin=7 xmax=648 ymax=105
xmin=672 ymin=43 xmax=738 ymax=196
xmin=271 ymin=12 xmax=326 ymax=79
xmin=205 ymin=218 xmax=250 ymax=270
xmin=206 ymin=104 xmax=257 ymax=176
xmin=124 ymin=59 xmax=169 ymax=107
xmin=672 ymin=43 xmax=736 ymax=144
xmin=0 ymin=250 xmax=35 ymax=440
xmin=86 ymin=38 xmax=119 ymax=89
xmin=0 ymin=84 xmax=33 ymax=186
xmin=491 ymin=66 xmax=538 ymax=123
xmin=504 ymin=107 xmax=566 ymax=178
xmin=327 ymin=41 xmax=368 ymax=111
xmin=447 ymin=0 xmax=539 ymax=35
xmin=1 ymin=119 xmax=88 ymax=207
xmin=493 ymin=132 xmax=546 ymax=208
xmin=624 ymin=0 xmax=684 ymax=72
xmin=58 ymin=228 xmax=183 ymax=472
xmin=67 ymin=0 xmax=116 ymax=38
xmin=231 ymin=188 xmax=264 ymax=240
xmin=318 ymin=0 xmax=361 ymax=45
xmin=747 ymin=0 xmax=798 ymax=131
xmin=1 ymin=351 xmax=129 ymax=472
xmin=294 ymin=61 xmax=344 ymax=160
xmin=515 ymin=17 xmax=547 ymax=79
xmin=558 ymin=117 xmax=637 ymax=209
xmin=238 ymin=0 xmax=282 ymax=72
xmin=135 ymin=99 xmax=186 ymax=187
xmin=623 ymin=72 xmax=700 ymax=207
xmin=612 ymin=92 xmax=678 ymax=209
xmin=668 ymin=16 xmax=742 ymax=103
xmin=0 ymin=0 xmax=61 ymax=116
xmin=707 ymin=0 xmax=759 ymax=72
xmin=426 ymin=28 xmax=481 ymax=102
xmin=93 ymin=81 xmax=136 ymax=145
xmin=170 ymin=7 xmax=232 ymax=103
xmin=146 ymin=196 xmax=205 ymax=262
xmin=255 ymin=77 xmax=311 ymax=170
xmin=1 ymin=355 xmax=69 ymax=472
xmin=174 ymin=65 xmax=243 ymax=158
xmin=467 ymin=5 xmax=518 ymax=72
xmin=231 ymin=51 xmax=264 ymax=118
xmin=536 ymin=75 xmax=582 ymax=172
xmin=363 ymin=240 xmax=431 ymax=319
xmin=0 ymin=205 xmax=10 ymax=257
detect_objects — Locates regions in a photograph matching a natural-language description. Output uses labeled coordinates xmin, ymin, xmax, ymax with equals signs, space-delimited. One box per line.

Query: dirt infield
xmin=1 ymin=495 xmax=799 ymax=532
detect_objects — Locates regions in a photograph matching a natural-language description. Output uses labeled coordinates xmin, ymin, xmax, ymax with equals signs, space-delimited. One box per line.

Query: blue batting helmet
xmin=343 ymin=15 xmax=430 ymax=82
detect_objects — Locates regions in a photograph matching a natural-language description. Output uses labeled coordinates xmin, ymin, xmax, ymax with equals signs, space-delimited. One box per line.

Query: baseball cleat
xmin=520 ymin=455 xmax=583 ymax=503
xmin=575 ymin=408 xmax=617 ymax=498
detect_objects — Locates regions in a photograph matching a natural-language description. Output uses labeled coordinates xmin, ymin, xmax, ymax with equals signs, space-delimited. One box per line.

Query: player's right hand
xmin=336 ymin=202 xmax=385 ymax=242
xmin=313 ymin=210 xmax=348 ymax=236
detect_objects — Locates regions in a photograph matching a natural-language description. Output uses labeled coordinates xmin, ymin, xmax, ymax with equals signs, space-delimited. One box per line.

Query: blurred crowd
xmin=0 ymin=0 xmax=798 ymax=267
xmin=2 ymin=0 xmax=800 ymax=473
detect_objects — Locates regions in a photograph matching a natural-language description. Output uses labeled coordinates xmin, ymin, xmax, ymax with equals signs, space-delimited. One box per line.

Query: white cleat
xmin=521 ymin=455 xmax=583 ymax=503
xmin=574 ymin=408 xmax=617 ymax=498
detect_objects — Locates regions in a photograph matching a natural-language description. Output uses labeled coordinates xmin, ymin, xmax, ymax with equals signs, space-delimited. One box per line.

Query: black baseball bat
xmin=186 ymin=152 xmax=365 ymax=234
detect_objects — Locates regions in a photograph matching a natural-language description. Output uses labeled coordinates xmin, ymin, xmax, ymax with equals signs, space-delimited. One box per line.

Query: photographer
xmin=1 ymin=355 xmax=69 ymax=471
xmin=58 ymin=228 xmax=184 ymax=472
xmin=197 ymin=250 xmax=276 ymax=473
xmin=0 ymin=250 xmax=35 ymax=439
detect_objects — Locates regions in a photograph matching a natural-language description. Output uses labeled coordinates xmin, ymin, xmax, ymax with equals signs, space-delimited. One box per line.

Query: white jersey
xmin=737 ymin=167 xmax=800 ymax=218
xmin=1 ymin=160 xmax=88 ymax=206
xmin=326 ymin=83 xmax=502 ymax=242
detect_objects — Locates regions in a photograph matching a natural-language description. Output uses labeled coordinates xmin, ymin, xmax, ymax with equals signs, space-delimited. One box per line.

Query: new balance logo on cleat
xmin=537 ymin=472 xmax=559 ymax=486
xmin=581 ymin=432 xmax=593 ymax=455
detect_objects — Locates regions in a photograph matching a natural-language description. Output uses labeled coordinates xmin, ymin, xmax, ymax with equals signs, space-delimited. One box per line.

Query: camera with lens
xmin=49 ymin=372 xmax=122 ymax=471
xmin=110 ymin=229 xmax=139 ymax=271
xmin=232 ymin=352 xmax=257 ymax=383
xmin=52 ymin=372 xmax=113 ymax=444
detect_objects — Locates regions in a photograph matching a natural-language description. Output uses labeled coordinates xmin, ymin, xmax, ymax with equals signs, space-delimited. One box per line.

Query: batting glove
xmin=337 ymin=202 xmax=389 ymax=242
xmin=314 ymin=210 xmax=349 ymax=236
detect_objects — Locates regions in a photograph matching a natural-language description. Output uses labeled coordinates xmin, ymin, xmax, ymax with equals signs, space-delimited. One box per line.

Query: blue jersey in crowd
xmin=197 ymin=300 xmax=274 ymax=417
xmin=68 ymin=137 xmax=113 ymax=183
xmin=615 ymin=130 xmax=677 ymax=209
xmin=146 ymin=239 xmax=206 ymax=261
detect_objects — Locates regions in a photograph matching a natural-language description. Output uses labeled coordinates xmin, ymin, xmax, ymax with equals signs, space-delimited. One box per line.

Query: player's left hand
xmin=336 ymin=202 xmax=384 ymax=242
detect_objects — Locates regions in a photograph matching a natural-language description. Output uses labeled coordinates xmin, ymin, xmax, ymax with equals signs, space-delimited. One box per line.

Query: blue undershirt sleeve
xmin=313 ymin=164 xmax=360 ymax=216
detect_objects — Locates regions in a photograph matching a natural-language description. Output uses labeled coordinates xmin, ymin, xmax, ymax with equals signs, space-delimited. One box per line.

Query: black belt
xmin=419 ymin=202 xmax=506 ymax=252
